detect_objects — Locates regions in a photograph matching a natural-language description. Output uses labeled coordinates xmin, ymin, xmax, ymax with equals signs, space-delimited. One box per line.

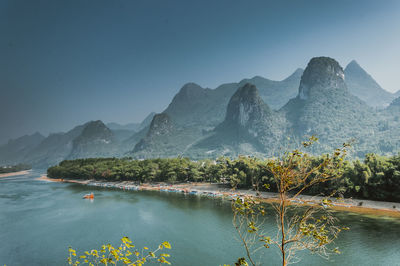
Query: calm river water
xmin=1 ymin=170 xmax=400 ymax=265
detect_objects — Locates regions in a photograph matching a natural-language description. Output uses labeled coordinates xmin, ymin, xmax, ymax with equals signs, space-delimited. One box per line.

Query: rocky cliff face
xmin=146 ymin=113 xmax=174 ymax=137
xmin=132 ymin=113 xmax=176 ymax=155
xmin=284 ymin=57 xmax=378 ymax=155
xmin=219 ymin=83 xmax=288 ymax=145
xmin=189 ymin=83 xmax=287 ymax=158
xmin=299 ymin=57 xmax=346 ymax=100
xmin=223 ymin=83 xmax=271 ymax=131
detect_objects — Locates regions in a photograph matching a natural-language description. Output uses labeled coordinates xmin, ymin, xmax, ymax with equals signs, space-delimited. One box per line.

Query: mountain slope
xmin=68 ymin=120 xmax=116 ymax=159
xmin=283 ymin=57 xmax=379 ymax=155
xmin=106 ymin=122 xmax=140 ymax=131
xmin=107 ymin=112 xmax=156 ymax=141
xmin=138 ymin=112 xmax=156 ymax=130
xmin=388 ymin=96 xmax=400 ymax=110
xmin=345 ymin=60 xmax=395 ymax=108
xmin=239 ymin=68 xmax=303 ymax=109
xmin=188 ymin=83 xmax=288 ymax=158
xmin=130 ymin=113 xmax=202 ymax=158
xmin=163 ymin=82 xmax=238 ymax=128
xmin=0 ymin=132 xmax=45 ymax=165
xmin=23 ymin=124 xmax=86 ymax=167
xmin=22 ymin=121 xmax=116 ymax=167
xmin=162 ymin=69 xmax=303 ymax=129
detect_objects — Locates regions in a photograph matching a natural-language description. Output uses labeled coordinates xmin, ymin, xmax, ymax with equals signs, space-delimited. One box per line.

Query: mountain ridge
xmin=2 ymin=56 xmax=400 ymax=167
xmin=344 ymin=60 xmax=396 ymax=108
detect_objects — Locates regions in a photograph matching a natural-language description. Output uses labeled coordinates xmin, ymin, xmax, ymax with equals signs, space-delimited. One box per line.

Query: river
xmin=1 ymin=170 xmax=400 ymax=265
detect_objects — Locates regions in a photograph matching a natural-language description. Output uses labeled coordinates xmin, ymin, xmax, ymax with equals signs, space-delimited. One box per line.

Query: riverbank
xmin=36 ymin=175 xmax=90 ymax=184
xmin=0 ymin=170 xmax=31 ymax=178
xmin=37 ymin=175 xmax=400 ymax=218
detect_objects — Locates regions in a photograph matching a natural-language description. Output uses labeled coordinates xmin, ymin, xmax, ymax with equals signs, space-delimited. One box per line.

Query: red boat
xmin=83 ymin=192 xmax=94 ymax=199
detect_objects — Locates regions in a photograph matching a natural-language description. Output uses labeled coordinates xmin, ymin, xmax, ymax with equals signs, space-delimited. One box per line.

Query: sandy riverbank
xmin=36 ymin=175 xmax=90 ymax=184
xmin=37 ymin=175 xmax=400 ymax=218
xmin=0 ymin=170 xmax=31 ymax=178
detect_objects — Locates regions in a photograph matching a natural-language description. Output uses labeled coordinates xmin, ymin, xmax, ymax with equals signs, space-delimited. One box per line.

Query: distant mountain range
xmin=344 ymin=60 xmax=397 ymax=108
xmin=106 ymin=112 xmax=155 ymax=131
xmin=1 ymin=57 xmax=400 ymax=167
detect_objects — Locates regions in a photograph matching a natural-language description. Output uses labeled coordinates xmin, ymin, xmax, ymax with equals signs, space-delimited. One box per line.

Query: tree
xmin=232 ymin=137 xmax=350 ymax=266
xmin=67 ymin=236 xmax=172 ymax=266
xmin=141 ymin=162 xmax=159 ymax=183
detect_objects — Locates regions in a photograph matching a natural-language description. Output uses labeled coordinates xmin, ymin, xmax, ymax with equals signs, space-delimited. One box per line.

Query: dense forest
xmin=0 ymin=163 xmax=31 ymax=174
xmin=47 ymin=153 xmax=400 ymax=203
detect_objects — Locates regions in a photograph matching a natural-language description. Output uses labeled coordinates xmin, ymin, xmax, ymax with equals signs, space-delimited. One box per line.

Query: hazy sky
xmin=1 ymin=0 xmax=399 ymax=143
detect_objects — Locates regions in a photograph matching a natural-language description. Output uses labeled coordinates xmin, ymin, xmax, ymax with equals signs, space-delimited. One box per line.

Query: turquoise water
xmin=1 ymin=170 xmax=400 ymax=266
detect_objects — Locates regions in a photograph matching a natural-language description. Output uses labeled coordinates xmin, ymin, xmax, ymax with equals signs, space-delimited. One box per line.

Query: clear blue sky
xmin=1 ymin=0 xmax=399 ymax=142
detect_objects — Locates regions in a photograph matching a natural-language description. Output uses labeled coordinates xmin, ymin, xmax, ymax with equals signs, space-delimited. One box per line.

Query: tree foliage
xmin=67 ymin=236 xmax=171 ymax=266
xmin=231 ymin=137 xmax=350 ymax=266
xmin=0 ymin=163 xmax=31 ymax=174
xmin=48 ymin=151 xmax=400 ymax=202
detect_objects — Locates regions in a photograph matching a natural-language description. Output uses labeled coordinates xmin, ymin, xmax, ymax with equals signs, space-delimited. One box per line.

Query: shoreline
xmin=37 ymin=175 xmax=400 ymax=218
xmin=0 ymin=170 xmax=31 ymax=178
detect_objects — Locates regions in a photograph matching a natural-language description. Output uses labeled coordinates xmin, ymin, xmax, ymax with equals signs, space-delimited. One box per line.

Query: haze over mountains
xmin=344 ymin=60 xmax=398 ymax=108
xmin=1 ymin=57 xmax=400 ymax=167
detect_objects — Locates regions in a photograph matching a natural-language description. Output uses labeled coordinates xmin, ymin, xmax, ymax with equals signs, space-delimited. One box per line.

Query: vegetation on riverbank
xmin=47 ymin=153 xmax=400 ymax=203
xmin=0 ymin=163 xmax=31 ymax=174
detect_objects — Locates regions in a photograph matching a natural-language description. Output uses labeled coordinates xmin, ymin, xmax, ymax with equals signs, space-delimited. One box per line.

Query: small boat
xmin=83 ymin=192 xmax=94 ymax=199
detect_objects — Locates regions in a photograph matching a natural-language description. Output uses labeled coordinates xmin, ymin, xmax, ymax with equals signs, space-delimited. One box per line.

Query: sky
xmin=1 ymin=0 xmax=400 ymax=143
